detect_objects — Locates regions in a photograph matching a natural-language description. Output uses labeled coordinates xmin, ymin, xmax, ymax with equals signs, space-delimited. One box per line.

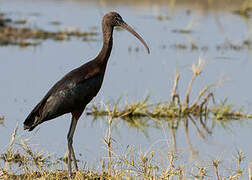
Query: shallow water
xmin=0 ymin=0 xmax=252 ymax=177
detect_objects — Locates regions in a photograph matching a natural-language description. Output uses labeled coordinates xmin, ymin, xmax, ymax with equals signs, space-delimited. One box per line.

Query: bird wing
xmin=24 ymin=63 xmax=103 ymax=131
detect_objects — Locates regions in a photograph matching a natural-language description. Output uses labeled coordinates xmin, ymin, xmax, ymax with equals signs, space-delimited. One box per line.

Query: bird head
xmin=103 ymin=12 xmax=150 ymax=54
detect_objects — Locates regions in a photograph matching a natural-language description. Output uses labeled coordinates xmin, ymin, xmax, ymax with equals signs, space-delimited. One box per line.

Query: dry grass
xmin=0 ymin=123 xmax=249 ymax=179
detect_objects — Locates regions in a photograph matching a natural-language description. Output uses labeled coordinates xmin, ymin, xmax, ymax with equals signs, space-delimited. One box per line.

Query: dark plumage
xmin=23 ymin=11 xmax=149 ymax=177
xmin=24 ymin=59 xmax=105 ymax=131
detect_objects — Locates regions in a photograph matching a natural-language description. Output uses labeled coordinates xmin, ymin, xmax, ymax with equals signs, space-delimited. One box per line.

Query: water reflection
xmin=91 ymin=108 xmax=243 ymax=157
xmin=86 ymin=107 xmax=251 ymax=178
xmin=0 ymin=0 xmax=252 ymax=178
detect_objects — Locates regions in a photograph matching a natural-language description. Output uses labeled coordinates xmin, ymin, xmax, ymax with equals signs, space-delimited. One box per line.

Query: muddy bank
xmin=0 ymin=13 xmax=98 ymax=47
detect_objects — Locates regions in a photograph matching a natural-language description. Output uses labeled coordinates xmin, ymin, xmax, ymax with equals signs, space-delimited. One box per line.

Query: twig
xmin=212 ymin=160 xmax=220 ymax=180
xmin=188 ymin=115 xmax=205 ymax=139
xmin=5 ymin=124 xmax=18 ymax=172
xmin=249 ymin=161 xmax=252 ymax=180
xmin=171 ymin=126 xmax=177 ymax=151
xmin=8 ymin=124 xmax=18 ymax=155
xmin=190 ymin=85 xmax=214 ymax=109
xmin=104 ymin=104 xmax=113 ymax=176
xmin=184 ymin=74 xmax=197 ymax=109
xmin=108 ymin=117 xmax=112 ymax=176
xmin=199 ymin=92 xmax=215 ymax=112
xmin=171 ymin=72 xmax=180 ymax=105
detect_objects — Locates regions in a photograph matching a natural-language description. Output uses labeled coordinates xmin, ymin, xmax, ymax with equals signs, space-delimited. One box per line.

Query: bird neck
xmin=95 ymin=25 xmax=114 ymax=68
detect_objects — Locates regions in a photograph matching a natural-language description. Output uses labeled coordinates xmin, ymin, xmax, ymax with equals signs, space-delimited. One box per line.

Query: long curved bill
xmin=120 ymin=22 xmax=150 ymax=54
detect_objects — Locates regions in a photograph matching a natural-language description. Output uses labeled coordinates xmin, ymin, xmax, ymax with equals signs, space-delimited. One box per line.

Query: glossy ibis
xmin=23 ymin=11 xmax=149 ymax=176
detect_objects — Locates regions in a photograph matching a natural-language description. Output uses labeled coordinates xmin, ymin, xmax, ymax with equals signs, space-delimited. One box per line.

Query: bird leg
xmin=71 ymin=144 xmax=78 ymax=171
xmin=67 ymin=108 xmax=84 ymax=177
xmin=67 ymin=117 xmax=77 ymax=177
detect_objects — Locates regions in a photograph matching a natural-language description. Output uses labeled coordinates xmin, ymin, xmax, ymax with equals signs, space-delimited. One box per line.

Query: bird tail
xmin=23 ymin=111 xmax=40 ymax=131
xmin=23 ymin=101 xmax=46 ymax=131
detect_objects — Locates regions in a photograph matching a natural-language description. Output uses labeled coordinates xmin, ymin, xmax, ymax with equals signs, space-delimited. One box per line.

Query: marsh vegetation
xmin=0 ymin=0 xmax=252 ymax=179
xmin=87 ymin=58 xmax=251 ymax=122
xmin=1 ymin=59 xmax=252 ymax=179
xmin=0 ymin=13 xmax=98 ymax=47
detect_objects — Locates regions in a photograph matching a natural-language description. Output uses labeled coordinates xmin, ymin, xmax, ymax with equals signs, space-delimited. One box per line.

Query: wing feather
xmin=24 ymin=62 xmax=103 ymax=131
